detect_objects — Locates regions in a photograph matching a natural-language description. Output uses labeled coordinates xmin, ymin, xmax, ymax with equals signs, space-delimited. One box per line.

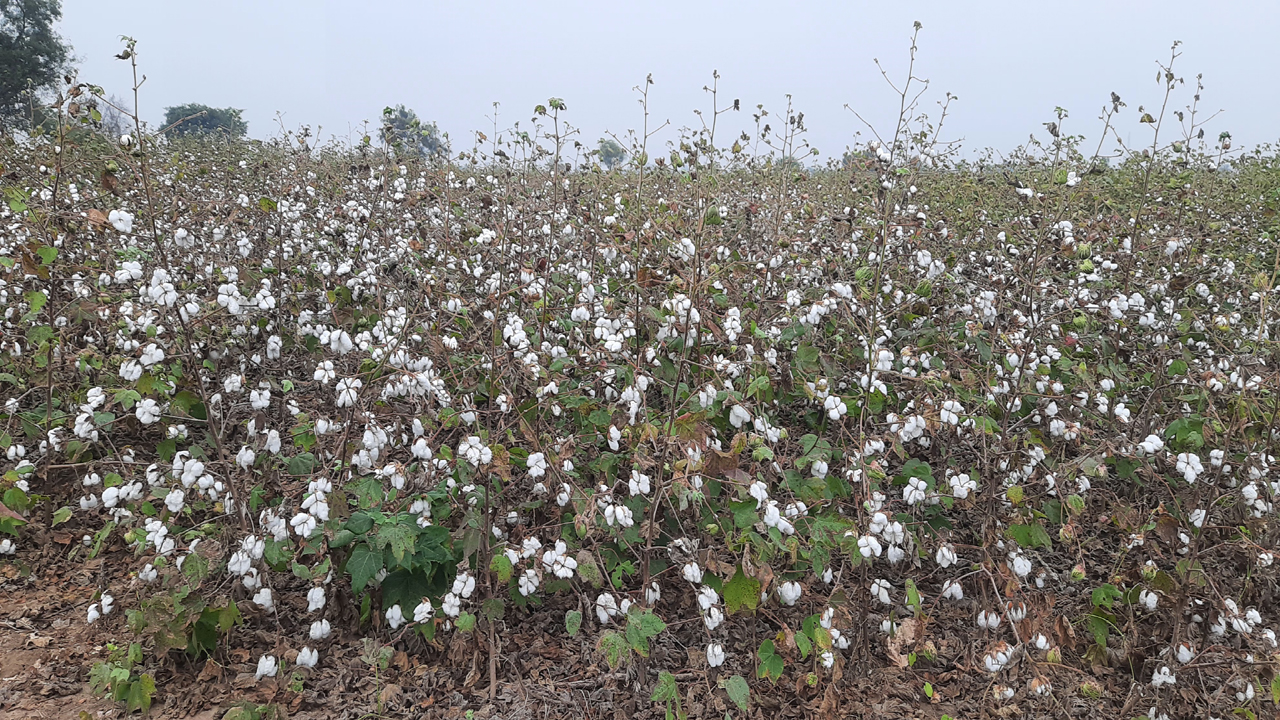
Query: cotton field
xmin=1 ymin=109 xmax=1279 ymax=718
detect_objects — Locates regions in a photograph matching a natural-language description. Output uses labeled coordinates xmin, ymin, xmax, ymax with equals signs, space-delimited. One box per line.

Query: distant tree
xmin=598 ymin=138 xmax=626 ymax=170
xmin=380 ymin=104 xmax=448 ymax=159
xmin=162 ymin=103 xmax=248 ymax=138
xmin=97 ymin=94 xmax=129 ymax=138
xmin=0 ymin=0 xmax=73 ymax=131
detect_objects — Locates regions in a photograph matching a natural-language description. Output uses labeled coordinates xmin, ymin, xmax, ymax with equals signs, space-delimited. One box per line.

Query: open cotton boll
xmin=777 ymin=581 xmax=802 ymax=606
xmin=296 ymin=647 xmax=319 ymax=668
xmin=255 ymin=654 xmax=278 ymax=681
xmin=706 ymin=643 xmax=725 ymax=667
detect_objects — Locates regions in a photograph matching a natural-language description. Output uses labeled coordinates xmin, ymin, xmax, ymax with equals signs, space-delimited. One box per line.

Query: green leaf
xmin=490 ymin=553 xmax=514 ymax=583
xmin=757 ymin=639 xmax=784 ymax=682
xmin=638 ymin=609 xmax=666 ymax=638
xmin=588 ymin=408 xmax=612 ymax=427
xmin=37 ymin=245 xmax=57 ymax=265
xmin=375 ymin=522 xmax=415 ymax=565
xmin=24 ymin=291 xmax=46 ymax=314
xmin=722 ymin=674 xmax=750 ymax=710
xmin=723 ymin=566 xmax=761 ymax=615
xmin=651 ymin=670 xmax=679 ymax=702
xmin=51 ymin=506 xmax=73 ymax=526
xmin=456 ymin=611 xmax=476 ymax=632
xmin=1006 ymin=521 xmax=1052 ymax=549
xmin=565 ymin=609 xmax=582 ymax=637
xmin=794 ymin=630 xmax=812 ymax=659
xmin=126 ymin=673 xmax=156 ymax=713
xmin=347 ymin=545 xmax=381 ymax=594
xmin=285 ymin=452 xmax=316 ymax=476
xmin=345 ymin=512 xmax=374 ymax=535
xmin=1091 ymin=583 xmax=1123 ymax=610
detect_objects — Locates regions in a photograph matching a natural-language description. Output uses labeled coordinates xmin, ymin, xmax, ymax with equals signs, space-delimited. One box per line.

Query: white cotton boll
xmin=452 ymin=573 xmax=476 ymax=599
xmin=1009 ymin=552 xmax=1033 ymax=578
xmin=236 ymin=446 xmax=256 ymax=470
xmin=255 ymin=654 xmax=278 ymax=681
xmin=983 ymin=643 xmax=1011 ymax=673
xmin=778 ymin=581 xmax=802 ymax=606
xmin=628 ymin=470 xmax=651 ymax=496
xmin=950 ymin=473 xmax=976 ymax=499
xmin=386 ymin=604 xmax=405 ymax=629
xmin=164 ymin=488 xmax=185 ymax=513
xmin=250 ymin=388 xmax=271 ymax=411
xmin=335 ymin=377 xmax=362 ymax=408
xmin=903 ymin=477 xmax=927 ymax=505
xmin=1004 ymin=601 xmax=1026 ymax=623
xmin=706 ymin=643 xmax=725 ymax=667
xmin=296 ymin=647 xmax=319 ymax=668
xmin=977 ymin=610 xmax=1001 ymax=630
xmin=749 ymin=480 xmax=770 ymax=508
xmin=309 ymin=619 xmax=332 ymax=640
xmin=870 ymin=578 xmax=892 ymax=605
xmin=414 ymin=599 xmax=435 ymax=623
xmin=1151 ymin=665 xmax=1176 ymax=688
xmin=1137 ymin=434 xmax=1164 ymax=455
xmin=646 ymin=581 xmax=661 ymax=605
xmin=527 ymin=452 xmax=547 ymax=478
xmin=307 ymin=587 xmax=326 ymax=612
xmin=135 ymin=398 xmax=162 ymax=424
xmin=729 ymin=404 xmax=751 ymax=428
xmin=1033 ymin=634 xmax=1050 ymax=651
xmin=1138 ymin=589 xmax=1158 ymax=611
xmin=858 ymin=534 xmax=882 ymax=558
xmin=704 ymin=606 xmax=724 ymax=630
xmin=86 ymin=603 xmax=101 ymax=624
xmin=940 ymin=581 xmax=963 ymax=601
xmin=683 ymin=562 xmax=704 ymax=584
xmin=698 ymin=585 xmax=719 ymax=610
xmin=595 ymin=593 xmax=618 ymax=623
xmin=936 ymin=544 xmax=958 ymax=568
xmin=253 ymin=588 xmax=274 ymax=612
xmin=1175 ymin=642 xmax=1194 ymax=664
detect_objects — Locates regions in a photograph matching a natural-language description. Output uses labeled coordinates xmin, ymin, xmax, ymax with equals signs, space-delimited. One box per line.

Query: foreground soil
xmin=3 ymin=510 xmax=1272 ymax=720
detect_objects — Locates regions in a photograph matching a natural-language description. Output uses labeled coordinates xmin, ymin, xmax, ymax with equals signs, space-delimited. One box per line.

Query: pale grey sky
xmin=58 ymin=0 xmax=1280 ymax=160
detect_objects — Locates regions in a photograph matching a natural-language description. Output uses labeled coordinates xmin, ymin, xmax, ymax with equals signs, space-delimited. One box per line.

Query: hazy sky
xmin=58 ymin=1 xmax=1280 ymax=161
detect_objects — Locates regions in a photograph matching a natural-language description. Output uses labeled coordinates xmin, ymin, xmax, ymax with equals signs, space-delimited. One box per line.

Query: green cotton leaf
xmin=588 ymin=408 xmax=612 ymax=427
xmin=24 ymin=291 xmax=46 ymax=314
xmin=347 ymin=545 xmax=382 ymax=594
xmin=375 ymin=522 xmax=415 ymax=565
xmin=598 ymin=631 xmax=628 ymax=669
xmin=730 ymin=499 xmax=758 ymax=529
xmin=126 ymin=674 xmax=156 ymax=713
xmin=794 ymin=630 xmax=812 ymax=659
xmin=721 ymin=674 xmax=750 ymax=710
xmin=637 ymin=609 xmax=666 ymax=638
xmin=1006 ymin=521 xmax=1052 ymax=549
xmin=285 ymin=452 xmax=316 ymax=476
xmin=651 ymin=671 xmax=679 ymax=702
xmin=51 ymin=506 xmax=73 ymax=526
xmin=490 ymin=553 xmax=514 ymax=583
xmin=36 ymin=245 xmax=57 ymax=265
xmin=345 ymin=511 xmax=374 ymax=535
xmin=1091 ymin=584 xmax=1123 ymax=610
xmin=330 ymin=528 xmax=356 ymax=548
xmin=258 ymin=196 xmax=277 ymax=212
xmin=455 ymin=612 xmax=477 ymax=632
xmin=723 ymin=566 xmax=761 ymax=615
xmin=626 ymin=619 xmax=649 ymax=657
xmin=565 ymin=609 xmax=582 ymax=637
